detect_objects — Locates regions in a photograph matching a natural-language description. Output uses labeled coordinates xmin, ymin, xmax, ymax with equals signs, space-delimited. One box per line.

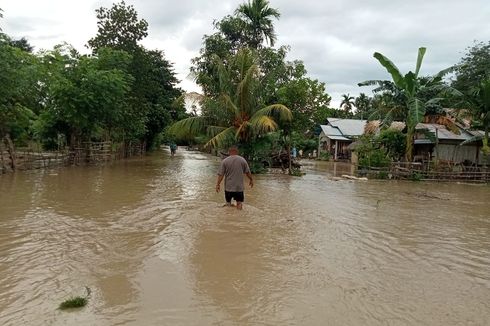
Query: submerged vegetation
xmin=59 ymin=297 xmax=88 ymax=310
xmin=59 ymin=287 xmax=91 ymax=310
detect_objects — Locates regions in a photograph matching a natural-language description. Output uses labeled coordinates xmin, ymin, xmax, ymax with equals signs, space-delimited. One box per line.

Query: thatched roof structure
xmin=363 ymin=120 xmax=405 ymax=135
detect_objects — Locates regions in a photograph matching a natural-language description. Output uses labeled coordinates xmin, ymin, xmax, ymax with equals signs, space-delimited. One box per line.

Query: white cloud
xmin=2 ymin=0 xmax=490 ymax=104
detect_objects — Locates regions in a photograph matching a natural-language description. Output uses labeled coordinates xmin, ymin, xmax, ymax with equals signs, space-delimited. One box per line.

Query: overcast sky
xmin=2 ymin=0 xmax=490 ymax=107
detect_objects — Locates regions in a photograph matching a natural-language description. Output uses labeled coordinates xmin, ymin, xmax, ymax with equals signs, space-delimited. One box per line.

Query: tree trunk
xmin=287 ymin=143 xmax=292 ymax=175
xmin=483 ymin=125 xmax=489 ymax=167
xmin=3 ymin=133 xmax=17 ymax=170
xmin=0 ymin=141 xmax=5 ymax=174
xmin=405 ymin=127 xmax=414 ymax=162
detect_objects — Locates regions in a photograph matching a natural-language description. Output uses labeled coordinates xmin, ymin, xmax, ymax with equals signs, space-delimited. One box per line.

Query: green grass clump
xmin=59 ymin=296 xmax=88 ymax=310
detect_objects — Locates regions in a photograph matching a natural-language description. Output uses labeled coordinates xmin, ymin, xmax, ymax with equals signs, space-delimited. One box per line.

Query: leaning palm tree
xmin=340 ymin=94 xmax=355 ymax=113
xmin=235 ymin=0 xmax=281 ymax=48
xmin=169 ymin=48 xmax=292 ymax=151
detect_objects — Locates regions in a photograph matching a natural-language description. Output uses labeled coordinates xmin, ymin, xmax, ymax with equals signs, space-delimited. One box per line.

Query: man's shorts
xmin=225 ymin=191 xmax=244 ymax=203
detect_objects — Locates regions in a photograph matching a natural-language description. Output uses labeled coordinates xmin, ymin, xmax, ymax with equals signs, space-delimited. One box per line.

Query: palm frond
xmin=206 ymin=125 xmax=228 ymax=137
xmin=252 ymin=104 xmax=292 ymax=122
xmin=172 ymin=93 xmax=186 ymax=109
xmin=205 ymin=126 xmax=237 ymax=148
xmin=460 ymin=135 xmax=482 ymax=146
xmin=219 ymin=94 xmax=240 ymax=118
xmin=237 ymin=62 xmax=258 ymax=114
xmin=212 ymin=54 xmax=233 ymax=96
xmin=235 ymin=120 xmax=250 ymax=139
xmin=249 ymin=115 xmax=278 ymax=134
xmin=168 ymin=116 xmax=207 ymax=138
xmin=433 ymin=66 xmax=456 ymax=81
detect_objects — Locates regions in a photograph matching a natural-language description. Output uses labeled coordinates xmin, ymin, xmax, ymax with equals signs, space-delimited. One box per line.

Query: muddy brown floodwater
xmin=1 ymin=150 xmax=489 ymax=325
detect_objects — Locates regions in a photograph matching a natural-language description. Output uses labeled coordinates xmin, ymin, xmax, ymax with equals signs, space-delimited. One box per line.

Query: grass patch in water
xmin=59 ymin=296 xmax=87 ymax=309
xmin=59 ymin=286 xmax=91 ymax=310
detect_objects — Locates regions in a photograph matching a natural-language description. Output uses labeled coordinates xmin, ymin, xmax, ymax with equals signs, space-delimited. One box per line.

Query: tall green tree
xmin=340 ymin=93 xmax=355 ymax=113
xmin=235 ymin=0 xmax=281 ymax=48
xmin=368 ymin=90 xmax=406 ymax=122
xmin=170 ymin=49 xmax=291 ymax=149
xmin=190 ymin=0 xmax=329 ymax=153
xmin=38 ymin=47 xmax=132 ymax=148
xmin=464 ymin=79 xmax=490 ymax=155
xmin=87 ymin=1 xmax=183 ymax=149
xmin=87 ymin=0 xmax=148 ymax=53
xmin=276 ymin=76 xmax=331 ymax=132
xmin=192 ymin=0 xmax=284 ymax=98
xmin=354 ymin=93 xmax=371 ymax=119
xmin=0 ymin=33 xmax=40 ymax=165
xmin=9 ymin=37 xmax=34 ymax=52
xmin=453 ymin=41 xmax=490 ymax=95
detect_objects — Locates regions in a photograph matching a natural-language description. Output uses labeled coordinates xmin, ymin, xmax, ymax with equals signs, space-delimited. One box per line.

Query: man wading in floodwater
xmin=216 ymin=146 xmax=253 ymax=210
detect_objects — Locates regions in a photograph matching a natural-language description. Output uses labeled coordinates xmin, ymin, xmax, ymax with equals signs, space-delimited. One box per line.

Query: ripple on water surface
xmin=0 ymin=153 xmax=489 ymax=325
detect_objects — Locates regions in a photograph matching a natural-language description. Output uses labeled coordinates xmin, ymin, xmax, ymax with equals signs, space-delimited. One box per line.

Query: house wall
xmin=318 ymin=132 xmax=331 ymax=154
xmin=434 ymin=143 xmax=478 ymax=164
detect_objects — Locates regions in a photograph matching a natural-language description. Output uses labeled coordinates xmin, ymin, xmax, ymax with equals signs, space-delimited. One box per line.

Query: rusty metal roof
xmin=415 ymin=123 xmax=474 ymax=141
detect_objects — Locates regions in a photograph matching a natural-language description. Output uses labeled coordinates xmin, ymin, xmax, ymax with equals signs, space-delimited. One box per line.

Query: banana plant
xmin=360 ymin=47 xmax=460 ymax=161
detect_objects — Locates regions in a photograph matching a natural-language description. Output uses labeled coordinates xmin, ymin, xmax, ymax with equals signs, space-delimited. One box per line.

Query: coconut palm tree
xmin=169 ymin=48 xmax=291 ymax=150
xmin=354 ymin=93 xmax=371 ymax=119
xmin=235 ymin=0 xmax=280 ymax=48
xmin=340 ymin=93 xmax=355 ymax=113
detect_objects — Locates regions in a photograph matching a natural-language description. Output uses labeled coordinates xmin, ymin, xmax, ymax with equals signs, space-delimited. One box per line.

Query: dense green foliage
xmin=453 ymin=43 xmax=490 ymax=156
xmin=0 ymin=2 xmax=184 ymax=155
xmin=359 ymin=48 xmax=460 ymax=160
xmin=3 ymin=1 xmax=490 ymax=171
xmin=354 ymin=93 xmax=371 ymax=119
xmin=453 ymin=41 xmax=490 ymax=95
xmin=170 ymin=48 xmax=292 ymax=150
xmin=356 ymin=130 xmax=403 ymax=168
xmin=0 ymin=33 xmax=43 ymax=153
xmin=464 ymin=79 xmax=490 ymax=154
xmin=184 ymin=0 xmax=333 ymax=168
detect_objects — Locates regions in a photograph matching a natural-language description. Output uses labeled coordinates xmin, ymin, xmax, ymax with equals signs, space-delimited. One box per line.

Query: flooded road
xmin=1 ymin=150 xmax=489 ymax=325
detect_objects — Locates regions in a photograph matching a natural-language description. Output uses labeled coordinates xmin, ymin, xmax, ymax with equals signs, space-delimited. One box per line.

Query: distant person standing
xmin=298 ymin=149 xmax=303 ymax=158
xmin=170 ymin=142 xmax=177 ymax=156
xmin=292 ymin=147 xmax=297 ymax=158
xmin=216 ymin=146 xmax=253 ymax=210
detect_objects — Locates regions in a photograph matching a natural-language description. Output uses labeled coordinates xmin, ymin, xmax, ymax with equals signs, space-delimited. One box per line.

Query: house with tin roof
xmin=318 ymin=118 xmax=367 ymax=161
xmin=413 ymin=123 xmax=485 ymax=165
